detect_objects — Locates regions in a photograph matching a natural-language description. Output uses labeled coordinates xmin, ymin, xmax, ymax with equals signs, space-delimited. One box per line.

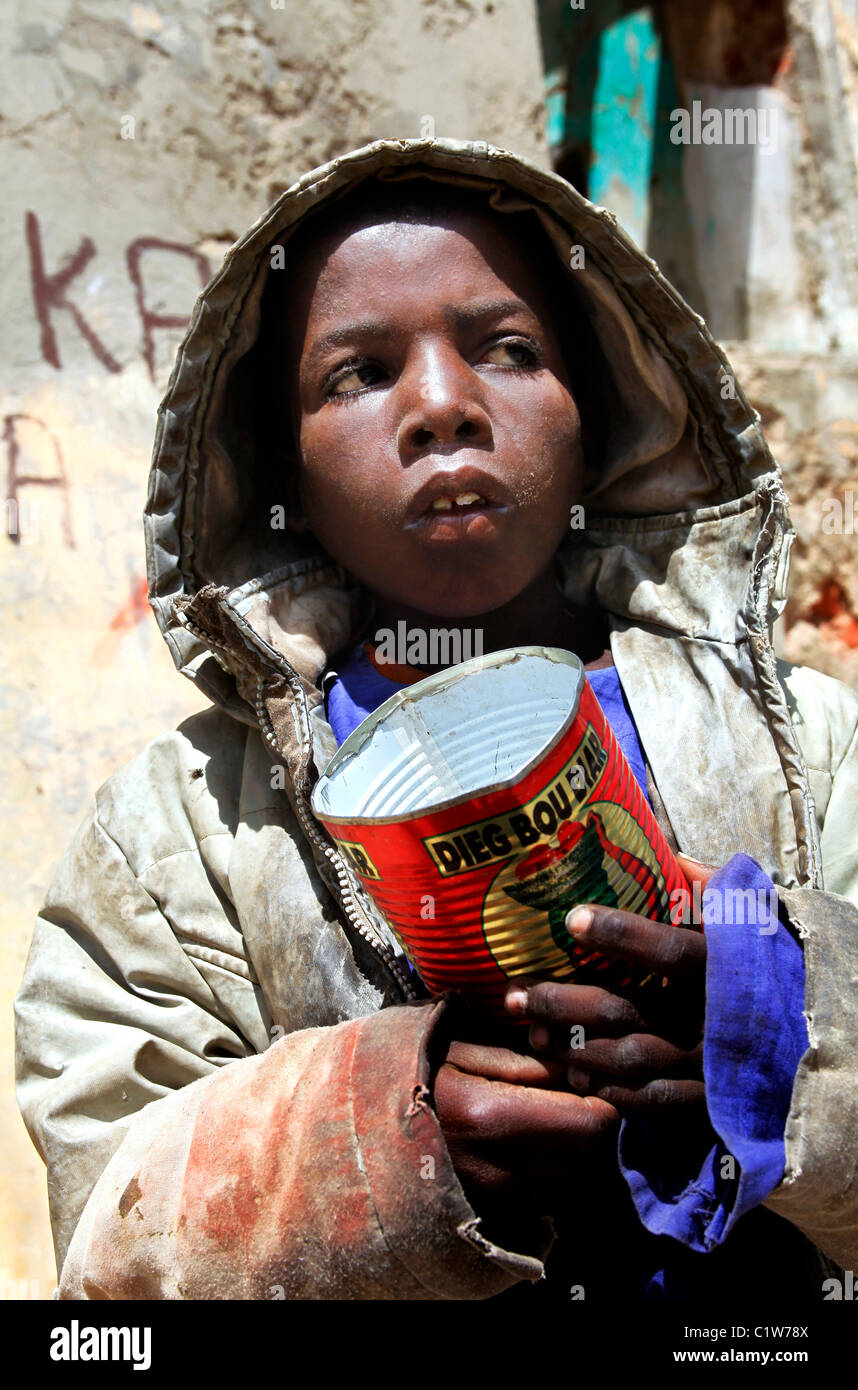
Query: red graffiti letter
xmin=125 ymin=239 xmax=212 ymax=381
xmin=25 ymin=212 xmax=121 ymax=373
xmin=4 ymin=413 xmax=75 ymax=548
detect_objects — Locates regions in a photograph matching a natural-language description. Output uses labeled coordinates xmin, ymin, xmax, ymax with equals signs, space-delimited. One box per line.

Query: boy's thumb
xmin=676 ymin=852 xmax=719 ymax=888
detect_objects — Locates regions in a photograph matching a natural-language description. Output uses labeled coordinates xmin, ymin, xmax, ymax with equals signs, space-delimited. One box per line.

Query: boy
xmin=15 ymin=138 xmax=858 ymax=1300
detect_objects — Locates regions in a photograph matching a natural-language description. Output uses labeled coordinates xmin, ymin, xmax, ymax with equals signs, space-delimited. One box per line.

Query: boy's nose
xmin=397 ymin=353 xmax=492 ymax=459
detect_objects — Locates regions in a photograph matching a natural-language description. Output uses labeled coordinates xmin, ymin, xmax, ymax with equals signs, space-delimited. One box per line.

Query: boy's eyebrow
xmin=304 ymin=321 xmax=388 ymax=368
xmin=303 ymin=298 xmax=537 ymax=370
xmin=443 ymin=297 xmax=535 ymax=331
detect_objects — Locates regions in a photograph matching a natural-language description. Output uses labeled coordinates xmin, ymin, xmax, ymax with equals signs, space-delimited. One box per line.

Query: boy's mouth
xmin=405 ymin=467 xmax=511 ymax=542
xmin=429 ymin=491 xmax=486 ymax=513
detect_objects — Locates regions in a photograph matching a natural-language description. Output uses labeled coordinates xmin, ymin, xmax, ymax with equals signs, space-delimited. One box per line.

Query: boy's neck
xmin=367 ymin=567 xmax=611 ymax=675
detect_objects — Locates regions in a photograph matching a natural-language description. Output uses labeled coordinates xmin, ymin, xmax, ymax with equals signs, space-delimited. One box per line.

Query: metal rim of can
xmin=311 ymin=645 xmax=585 ymax=827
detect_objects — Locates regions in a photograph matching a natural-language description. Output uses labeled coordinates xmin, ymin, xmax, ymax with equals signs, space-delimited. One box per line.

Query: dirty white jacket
xmin=15 ymin=138 xmax=858 ymax=1299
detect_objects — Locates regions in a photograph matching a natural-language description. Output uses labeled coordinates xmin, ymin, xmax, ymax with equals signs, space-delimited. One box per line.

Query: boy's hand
xmin=433 ymin=1036 xmax=619 ymax=1215
xmin=504 ymin=855 xmax=714 ymax=1112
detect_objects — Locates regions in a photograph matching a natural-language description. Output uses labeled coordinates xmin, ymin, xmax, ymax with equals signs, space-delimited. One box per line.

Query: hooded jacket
xmin=15 ymin=137 xmax=858 ymax=1300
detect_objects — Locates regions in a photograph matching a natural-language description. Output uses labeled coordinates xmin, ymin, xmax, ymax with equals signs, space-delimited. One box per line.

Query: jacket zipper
xmin=177 ymin=607 xmax=416 ymax=1000
xmin=251 ymin=680 xmax=417 ymax=1001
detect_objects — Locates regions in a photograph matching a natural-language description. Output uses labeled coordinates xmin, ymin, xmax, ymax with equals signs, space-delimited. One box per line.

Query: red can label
xmin=325 ymin=679 xmax=688 ymax=1015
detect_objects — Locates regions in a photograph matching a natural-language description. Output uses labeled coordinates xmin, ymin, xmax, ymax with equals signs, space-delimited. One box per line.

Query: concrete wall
xmin=663 ymin=0 xmax=858 ymax=682
xmin=689 ymin=0 xmax=858 ymax=684
xmin=0 ymin=0 xmax=548 ymax=1294
xmin=537 ymin=0 xmax=858 ymax=686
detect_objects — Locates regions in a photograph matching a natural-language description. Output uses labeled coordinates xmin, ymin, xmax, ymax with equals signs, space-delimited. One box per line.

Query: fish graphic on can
xmin=311 ymin=647 xmax=690 ymax=1017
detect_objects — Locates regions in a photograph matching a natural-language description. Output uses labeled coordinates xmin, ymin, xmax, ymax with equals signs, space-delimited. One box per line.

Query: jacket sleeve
xmin=760 ymin=703 xmax=858 ymax=1271
xmin=15 ymin=800 xmax=551 ymax=1300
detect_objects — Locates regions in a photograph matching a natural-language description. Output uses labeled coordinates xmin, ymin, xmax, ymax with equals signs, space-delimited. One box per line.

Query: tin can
xmin=311 ymin=647 xmax=689 ymax=1017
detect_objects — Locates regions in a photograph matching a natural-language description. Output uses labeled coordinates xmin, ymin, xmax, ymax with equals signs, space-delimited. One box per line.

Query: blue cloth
xmin=586 ymin=665 xmax=650 ymax=800
xmin=619 ymin=854 xmax=809 ymax=1255
xmin=324 ymin=648 xmax=808 ymax=1268
xmin=326 ymin=643 xmax=411 ymax=746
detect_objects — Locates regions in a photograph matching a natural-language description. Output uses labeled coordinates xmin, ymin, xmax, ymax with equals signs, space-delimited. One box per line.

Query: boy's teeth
xmin=430 ymin=492 xmax=485 ymax=512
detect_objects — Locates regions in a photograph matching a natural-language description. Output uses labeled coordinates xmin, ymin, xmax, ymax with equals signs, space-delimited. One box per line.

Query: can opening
xmin=312 ymin=647 xmax=584 ymax=821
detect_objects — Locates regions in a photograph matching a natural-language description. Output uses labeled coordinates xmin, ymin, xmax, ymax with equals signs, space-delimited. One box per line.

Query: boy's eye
xmin=327 ymin=361 xmax=385 ymax=396
xmin=482 ymin=338 xmax=540 ymax=368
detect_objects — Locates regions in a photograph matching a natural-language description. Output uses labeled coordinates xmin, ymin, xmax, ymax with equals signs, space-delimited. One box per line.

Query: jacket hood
xmin=144 ymin=136 xmax=791 ymax=723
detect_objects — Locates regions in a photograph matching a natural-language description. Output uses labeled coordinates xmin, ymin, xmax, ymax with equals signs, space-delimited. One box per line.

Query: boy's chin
xmin=360 ymin=556 xmax=559 ymax=623
xmin=384 ymin=577 xmax=516 ymax=618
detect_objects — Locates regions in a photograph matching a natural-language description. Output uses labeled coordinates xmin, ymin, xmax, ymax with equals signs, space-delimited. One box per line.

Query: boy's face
xmin=285 ymin=204 xmax=585 ymax=620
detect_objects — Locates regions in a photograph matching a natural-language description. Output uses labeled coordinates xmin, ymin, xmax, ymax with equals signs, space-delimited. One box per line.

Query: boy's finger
xmin=474 ymin=1083 xmax=620 ymax=1146
xmin=568 ymin=1034 xmax=704 ymax=1078
xmin=589 ymin=1077 xmax=707 ymax=1110
xmin=564 ymin=905 xmax=707 ymax=979
xmin=436 ymin=1064 xmax=620 ymax=1145
xmin=676 ymin=853 xmax=720 ymax=890
xmin=506 ymin=979 xmax=649 ymax=1031
xmin=444 ymin=1039 xmax=568 ymax=1089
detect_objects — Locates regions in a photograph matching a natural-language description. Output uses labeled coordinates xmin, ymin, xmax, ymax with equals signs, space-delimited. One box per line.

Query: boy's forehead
xmin=284 ymin=203 xmax=562 ymax=338
xmin=315 ymin=216 xmax=524 ymax=288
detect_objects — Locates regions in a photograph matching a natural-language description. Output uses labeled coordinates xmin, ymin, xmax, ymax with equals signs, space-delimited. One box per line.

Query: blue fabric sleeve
xmin=586 ymin=665 xmax=649 ymax=798
xmin=618 ymin=853 xmax=808 ymax=1252
xmin=325 ymin=644 xmax=410 ymax=746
